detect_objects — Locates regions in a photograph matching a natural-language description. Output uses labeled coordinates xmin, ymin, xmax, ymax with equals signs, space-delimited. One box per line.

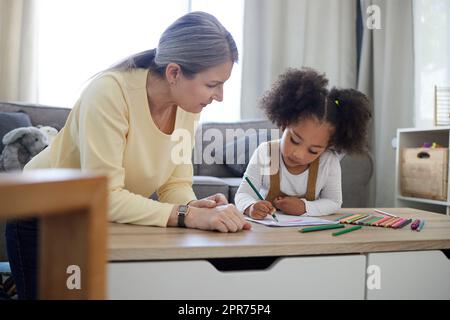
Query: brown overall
xmin=264 ymin=140 xmax=320 ymax=203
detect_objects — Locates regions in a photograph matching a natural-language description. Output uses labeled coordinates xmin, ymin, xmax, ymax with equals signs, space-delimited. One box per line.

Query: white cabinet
xmin=366 ymin=250 xmax=450 ymax=300
xmin=108 ymin=255 xmax=366 ymax=300
xmin=395 ymin=127 xmax=450 ymax=215
xmin=108 ymin=251 xmax=450 ymax=300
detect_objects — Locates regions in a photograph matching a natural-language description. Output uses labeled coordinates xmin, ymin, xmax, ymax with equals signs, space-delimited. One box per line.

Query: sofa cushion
xmin=0 ymin=111 xmax=32 ymax=153
xmin=193 ymin=120 xmax=280 ymax=177
xmin=192 ymin=176 xmax=229 ymax=200
xmin=223 ymin=134 xmax=259 ymax=177
xmin=341 ymin=153 xmax=374 ymax=207
xmin=0 ymin=102 xmax=70 ymax=130
xmin=220 ymin=177 xmax=243 ymax=204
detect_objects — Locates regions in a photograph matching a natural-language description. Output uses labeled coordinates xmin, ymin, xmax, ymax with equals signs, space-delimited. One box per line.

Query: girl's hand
xmin=273 ymin=196 xmax=306 ymax=216
xmin=188 ymin=193 xmax=228 ymax=208
xmin=246 ymin=200 xmax=276 ymax=220
xmin=186 ymin=204 xmax=252 ymax=233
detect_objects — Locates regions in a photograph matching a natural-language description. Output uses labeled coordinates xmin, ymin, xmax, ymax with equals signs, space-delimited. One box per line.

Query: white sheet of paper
xmin=245 ymin=211 xmax=337 ymax=227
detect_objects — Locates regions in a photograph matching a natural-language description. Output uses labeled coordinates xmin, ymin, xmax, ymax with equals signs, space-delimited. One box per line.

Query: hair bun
xmin=327 ymin=88 xmax=372 ymax=154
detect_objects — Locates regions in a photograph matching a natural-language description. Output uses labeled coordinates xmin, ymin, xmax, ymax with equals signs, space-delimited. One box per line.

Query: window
xmin=414 ymin=0 xmax=450 ymax=127
xmin=190 ymin=0 xmax=244 ymax=122
xmin=36 ymin=0 xmax=243 ymax=122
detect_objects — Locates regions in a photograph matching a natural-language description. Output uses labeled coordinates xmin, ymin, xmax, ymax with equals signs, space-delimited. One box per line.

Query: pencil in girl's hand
xmin=244 ymin=176 xmax=279 ymax=222
xmin=270 ymin=208 xmax=279 ymax=222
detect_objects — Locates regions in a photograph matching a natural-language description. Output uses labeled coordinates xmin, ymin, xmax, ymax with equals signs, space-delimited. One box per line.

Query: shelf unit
xmin=395 ymin=126 xmax=450 ymax=215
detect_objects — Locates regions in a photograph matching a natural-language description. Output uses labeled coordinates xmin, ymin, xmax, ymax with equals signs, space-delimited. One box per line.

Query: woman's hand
xmin=188 ymin=193 xmax=228 ymax=208
xmin=186 ymin=204 xmax=252 ymax=233
xmin=273 ymin=196 xmax=306 ymax=216
xmin=245 ymin=200 xmax=276 ymax=220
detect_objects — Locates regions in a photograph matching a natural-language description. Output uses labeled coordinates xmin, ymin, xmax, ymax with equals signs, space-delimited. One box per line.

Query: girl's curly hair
xmin=261 ymin=68 xmax=372 ymax=154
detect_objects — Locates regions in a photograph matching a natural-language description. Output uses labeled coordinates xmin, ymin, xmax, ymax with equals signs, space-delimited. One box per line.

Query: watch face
xmin=177 ymin=205 xmax=189 ymax=227
xmin=178 ymin=205 xmax=188 ymax=215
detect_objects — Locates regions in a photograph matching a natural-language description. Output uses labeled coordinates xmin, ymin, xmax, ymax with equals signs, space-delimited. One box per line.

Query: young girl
xmin=235 ymin=68 xmax=372 ymax=218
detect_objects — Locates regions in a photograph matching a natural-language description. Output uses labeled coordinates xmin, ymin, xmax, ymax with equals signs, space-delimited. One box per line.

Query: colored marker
xmin=386 ymin=217 xmax=403 ymax=228
xmin=245 ymin=176 xmax=278 ymax=222
xmin=380 ymin=217 xmax=397 ymax=227
xmin=373 ymin=216 xmax=392 ymax=226
xmin=332 ymin=225 xmax=362 ymax=236
xmin=360 ymin=216 xmax=381 ymax=226
xmin=299 ymin=224 xmax=345 ymax=233
xmin=355 ymin=216 xmax=377 ymax=225
xmin=350 ymin=214 xmax=368 ymax=224
xmin=368 ymin=217 xmax=386 ymax=226
xmin=374 ymin=209 xmax=399 ymax=218
xmin=394 ymin=218 xmax=412 ymax=229
xmin=411 ymin=219 xmax=421 ymax=230
xmin=334 ymin=214 xmax=354 ymax=221
xmin=340 ymin=214 xmax=361 ymax=224
xmin=347 ymin=214 xmax=368 ymax=224
xmin=416 ymin=220 xmax=426 ymax=232
xmin=339 ymin=214 xmax=358 ymax=223
xmin=391 ymin=218 xmax=406 ymax=229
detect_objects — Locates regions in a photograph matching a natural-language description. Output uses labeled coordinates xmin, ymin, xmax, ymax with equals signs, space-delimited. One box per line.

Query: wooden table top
xmin=108 ymin=208 xmax=450 ymax=261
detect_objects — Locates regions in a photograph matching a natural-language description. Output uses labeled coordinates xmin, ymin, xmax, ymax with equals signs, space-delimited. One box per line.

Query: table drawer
xmin=367 ymin=250 xmax=450 ymax=299
xmin=108 ymin=254 xmax=365 ymax=299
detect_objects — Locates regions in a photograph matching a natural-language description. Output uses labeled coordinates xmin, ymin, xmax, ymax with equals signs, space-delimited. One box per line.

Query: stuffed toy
xmin=0 ymin=126 xmax=49 ymax=171
xmin=37 ymin=125 xmax=58 ymax=145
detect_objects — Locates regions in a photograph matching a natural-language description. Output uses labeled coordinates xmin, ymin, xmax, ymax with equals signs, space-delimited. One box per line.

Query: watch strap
xmin=177 ymin=205 xmax=189 ymax=228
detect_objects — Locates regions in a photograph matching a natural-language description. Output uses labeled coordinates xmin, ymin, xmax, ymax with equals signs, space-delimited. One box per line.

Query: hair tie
xmin=335 ymin=99 xmax=340 ymax=107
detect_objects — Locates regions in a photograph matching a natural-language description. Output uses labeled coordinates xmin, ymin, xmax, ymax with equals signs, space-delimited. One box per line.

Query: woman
xmin=6 ymin=11 xmax=251 ymax=300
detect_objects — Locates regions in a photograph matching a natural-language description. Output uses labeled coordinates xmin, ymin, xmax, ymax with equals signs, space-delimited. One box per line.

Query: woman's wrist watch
xmin=177 ymin=205 xmax=190 ymax=227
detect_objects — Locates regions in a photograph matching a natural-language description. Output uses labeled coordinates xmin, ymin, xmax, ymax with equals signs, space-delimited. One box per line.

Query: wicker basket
xmin=400 ymin=148 xmax=448 ymax=201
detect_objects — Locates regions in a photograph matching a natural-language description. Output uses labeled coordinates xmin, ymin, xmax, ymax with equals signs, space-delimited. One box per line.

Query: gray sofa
xmin=193 ymin=120 xmax=373 ymax=207
xmin=0 ymin=101 xmax=374 ymax=263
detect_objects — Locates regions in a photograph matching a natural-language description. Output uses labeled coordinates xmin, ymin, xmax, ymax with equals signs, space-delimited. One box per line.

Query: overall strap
xmin=304 ymin=157 xmax=320 ymax=201
xmin=265 ymin=140 xmax=287 ymax=202
xmin=265 ymin=140 xmax=320 ymax=202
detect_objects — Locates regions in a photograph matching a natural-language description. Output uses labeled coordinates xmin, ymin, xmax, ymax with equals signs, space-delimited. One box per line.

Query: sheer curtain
xmin=358 ymin=0 xmax=414 ymax=207
xmin=191 ymin=0 xmax=244 ymax=123
xmin=0 ymin=0 xmax=38 ymax=102
xmin=240 ymin=0 xmax=357 ymax=119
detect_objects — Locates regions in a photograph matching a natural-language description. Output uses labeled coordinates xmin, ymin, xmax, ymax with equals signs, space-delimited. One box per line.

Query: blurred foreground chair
xmin=0 ymin=169 xmax=108 ymax=299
